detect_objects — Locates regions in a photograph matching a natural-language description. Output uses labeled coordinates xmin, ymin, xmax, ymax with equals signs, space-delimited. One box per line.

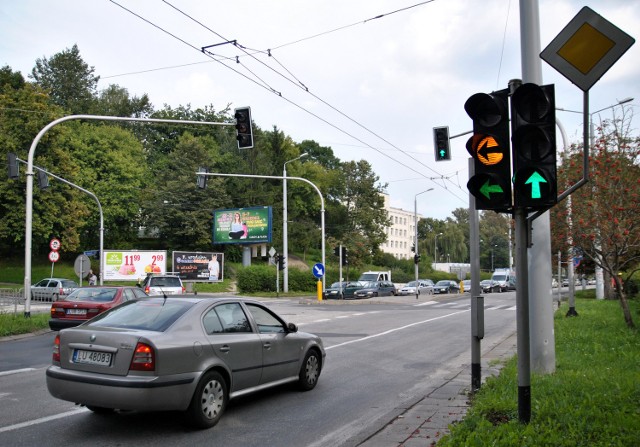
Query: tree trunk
xmin=614 ymin=276 xmax=635 ymax=329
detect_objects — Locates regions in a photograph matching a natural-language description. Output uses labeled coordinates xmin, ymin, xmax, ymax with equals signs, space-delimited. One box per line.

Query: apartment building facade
xmin=380 ymin=193 xmax=423 ymax=260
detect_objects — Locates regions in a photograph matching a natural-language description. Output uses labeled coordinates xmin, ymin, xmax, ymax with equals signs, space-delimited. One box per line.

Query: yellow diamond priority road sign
xmin=541 ymin=6 xmax=635 ymax=92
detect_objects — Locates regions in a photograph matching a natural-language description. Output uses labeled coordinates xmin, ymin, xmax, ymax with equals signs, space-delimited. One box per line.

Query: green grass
xmin=437 ymin=298 xmax=640 ymax=447
xmin=0 ymin=312 xmax=50 ymax=337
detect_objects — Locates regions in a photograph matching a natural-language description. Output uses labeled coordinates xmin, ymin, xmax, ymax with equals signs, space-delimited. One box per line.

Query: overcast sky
xmin=2 ymin=0 xmax=639 ymax=220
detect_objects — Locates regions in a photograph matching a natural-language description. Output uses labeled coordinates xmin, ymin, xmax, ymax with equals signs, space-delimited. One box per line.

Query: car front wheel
xmin=186 ymin=370 xmax=227 ymax=429
xmin=299 ymin=350 xmax=321 ymax=391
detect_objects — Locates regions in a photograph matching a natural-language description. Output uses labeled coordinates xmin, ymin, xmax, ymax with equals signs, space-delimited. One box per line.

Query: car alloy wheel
xmin=187 ymin=371 xmax=227 ymax=429
xmin=299 ymin=350 xmax=321 ymax=391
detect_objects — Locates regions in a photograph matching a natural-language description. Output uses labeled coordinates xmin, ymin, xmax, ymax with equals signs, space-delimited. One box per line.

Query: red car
xmin=49 ymin=286 xmax=148 ymax=330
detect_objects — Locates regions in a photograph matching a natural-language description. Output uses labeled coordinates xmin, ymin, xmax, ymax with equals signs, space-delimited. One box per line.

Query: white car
xmin=31 ymin=278 xmax=78 ymax=302
xmin=398 ymin=280 xmax=434 ymax=296
xmin=140 ymin=274 xmax=185 ymax=295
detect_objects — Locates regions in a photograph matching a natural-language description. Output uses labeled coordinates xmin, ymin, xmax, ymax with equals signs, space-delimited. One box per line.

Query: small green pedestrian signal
xmin=525 ymin=171 xmax=547 ymax=199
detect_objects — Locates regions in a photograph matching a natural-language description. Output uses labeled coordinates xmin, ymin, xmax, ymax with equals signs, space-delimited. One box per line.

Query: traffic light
xmin=278 ymin=255 xmax=286 ymax=271
xmin=464 ymin=89 xmax=512 ymax=211
xmin=433 ymin=126 xmax=450 ymax=161
xmin=511 ymin=83 xmax=557 ymax=209
xmin=341 ymin=247 xmax=348 ymax=266
xmin=7 ymin=152 xmax=19 ymax=179
xmin=333 ymin=246 xmax=340 ymax=257
xmin=414 ymin=254 xmax=421 ymax=264
xmin=196 ymin=167 xmax=208 ymax=189
xmin=234 ymin=107 xmax=254 ymax=149
xmin=36 ymin=169 xmax=49 ymax=190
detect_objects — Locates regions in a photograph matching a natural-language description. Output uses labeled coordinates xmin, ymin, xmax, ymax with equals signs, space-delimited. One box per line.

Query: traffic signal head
xmin=196 ymin=167 xmax=208 ymax=189
xmin=510 ymin=83 xmax=557 ymax=209
xmin=414 ymin=254 xmax=421 ymax=264
xmin=234 ymin=107 xmax=254 ymax=149
xmin=334 ymin=246 xmax=341 ymax=257
xmin=464 ymin=90 xmax=512 ymax=211
xmin=341 ymin=247 xmax=348 ymax=266
xmin=7 ymin=152 xmax=19 ymax=179
xmin=36 ymin=169 xmax=49 ymax=190
xmin=278 ymin=255 xmax=286 ymax=270
xmin=433 ymin=126 xmax=450 ymax=161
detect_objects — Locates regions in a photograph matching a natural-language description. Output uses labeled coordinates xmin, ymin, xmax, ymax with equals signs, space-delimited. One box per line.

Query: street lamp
xmin=434 ymin=232 xmax=443 ymax=271
xmin=414 ymin=188 xmax=433 ymax=299
xmin=283 ymin=152 xmax=308 ymax=293
xmin=557 ymin=97 xmax=633 ymax=300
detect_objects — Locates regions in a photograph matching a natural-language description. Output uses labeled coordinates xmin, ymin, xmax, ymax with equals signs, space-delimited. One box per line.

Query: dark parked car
xmin=46 ymin=296 xmax=325 ymax=429
xmin=323 ymin=281 xmax=367 ymax=299
xmin=31 ymin=278 xmax=78 ymax=302
xmin=49 ymin=286 xmax=148 ymax=330
xmin=480 ymin=279 xmax=500 ymax=293
xmin=353 ymin=281 xmax=397 ymax=299
xmin=433 ymin=280 xmax=460 ymax=294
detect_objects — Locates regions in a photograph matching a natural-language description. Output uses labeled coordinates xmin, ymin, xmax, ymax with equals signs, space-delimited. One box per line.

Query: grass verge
xmin=437 ymin=298 xmax=640 ymax=446
xmin=0 ymin=312 xmax=50 ymax=337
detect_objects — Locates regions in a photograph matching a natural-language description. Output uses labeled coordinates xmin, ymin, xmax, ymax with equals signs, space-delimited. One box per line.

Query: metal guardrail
xmin=0 ymin=287 xmax=24 ymax=314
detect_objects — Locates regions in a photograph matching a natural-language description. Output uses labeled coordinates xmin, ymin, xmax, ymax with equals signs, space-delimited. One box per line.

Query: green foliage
xmin=438 ymin=299 xmax=640 ymax=446
xmin=236 ymin=265 xmax=316 ymax=293
xmin=0 ymin=313 xmax=50 ymax=336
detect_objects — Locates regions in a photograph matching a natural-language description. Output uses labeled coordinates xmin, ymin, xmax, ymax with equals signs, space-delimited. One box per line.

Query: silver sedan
xmin=46 ymin=296 xmax=325 ymax=429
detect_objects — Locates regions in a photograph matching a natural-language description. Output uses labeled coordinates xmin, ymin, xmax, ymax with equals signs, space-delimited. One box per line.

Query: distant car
xmin=433 ymin=280 xmax=460 ymax=294
xmin=140 ymin=273 xmax=185 ymax=295
xmin=323 ymin=281 xmax=367 ymax=299
xmin=398 ymin=280 xmax=433 ymax=296
xmin=46 ymin=296 xmax=325 ymax=429
xmin=49 ymin=286 xmax=149 ymax=330
xmin=353 ymin=281 xmax=397 ymax=299
xmin=480 ymin=279 xmax=500 ymax=293
xmin=31 ymin=278 xmax=78 ymax=302
xmin=462 ymin=280 xmax=472 ymax=292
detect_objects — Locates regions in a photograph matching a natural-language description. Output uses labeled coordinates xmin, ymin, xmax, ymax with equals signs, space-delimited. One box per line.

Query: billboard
xmin=173 ymin=251 xmax=224 ymax=282
xmin=102 ymin=250 xmax=167 ymax=281
xmin=213 ymin=206 xmax=272 ymax=245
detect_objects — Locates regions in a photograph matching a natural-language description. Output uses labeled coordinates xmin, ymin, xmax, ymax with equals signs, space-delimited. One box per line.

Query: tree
xmin=92 ymin=84 xmax=153 ymax=118
xmin=0 ymin=65 xmax=25 ymax=91
xmin=556 ymin=108 xmax=639 ymax=328
xmin=30 ymin=44 xmax=99 ymax=114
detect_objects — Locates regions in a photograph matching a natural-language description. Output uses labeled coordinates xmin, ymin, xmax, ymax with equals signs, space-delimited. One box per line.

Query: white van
xmin=358 ymin=271 xmax=391 ymax=282
xmin=491 ymin=269 xmax=516 ymax=292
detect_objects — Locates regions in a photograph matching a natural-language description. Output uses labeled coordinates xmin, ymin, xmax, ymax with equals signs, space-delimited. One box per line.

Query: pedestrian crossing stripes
xmin=414 ymin=301 xmax=516 ymax=311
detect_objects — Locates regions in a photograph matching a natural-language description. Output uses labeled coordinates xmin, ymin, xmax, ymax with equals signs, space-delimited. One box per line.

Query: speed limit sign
xmin=50 ymin=238 xmax=61 ymax=251
xmin=49 ymin=251 xmax=60 ymax=263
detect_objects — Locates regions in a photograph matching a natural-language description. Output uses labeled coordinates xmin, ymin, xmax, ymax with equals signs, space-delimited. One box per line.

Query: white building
xmin=380 ymin=193 xmax=422 ymax=260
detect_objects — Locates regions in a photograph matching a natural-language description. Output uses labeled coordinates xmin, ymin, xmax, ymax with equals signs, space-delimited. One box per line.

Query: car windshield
xmin=86 ymin=298 xmax=194 ymax=331
xmin=405 ymin=281 xmax=417 ymax=287
xmin=435 ymin=281 xmax=450 ymax=286
xmin=329 ymin=282 xmax=343 ymax=288
xmin=347 ymin=281 xmax=363 ymax=287
xmin=64 ymin=288 xmax=117 ymax=302
xmin=493 ymin=275 xmax=507 ymax=281
xmin=151 ymin=277 xmax=181 ymax=287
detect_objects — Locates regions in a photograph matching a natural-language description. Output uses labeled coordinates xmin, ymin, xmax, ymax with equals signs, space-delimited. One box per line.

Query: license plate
xmin=66 ymin=309 xmax=86 ymax=315
xmin=73 ymin=349 xmax=112 ymax=366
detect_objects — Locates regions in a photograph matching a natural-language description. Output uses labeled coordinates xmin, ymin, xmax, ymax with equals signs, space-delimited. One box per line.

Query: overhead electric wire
xmin=109 ymin=0 xmax=466 ymax=202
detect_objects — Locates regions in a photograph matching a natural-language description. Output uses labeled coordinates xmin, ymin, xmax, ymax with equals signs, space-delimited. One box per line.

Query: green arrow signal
xmin=439 ymin=149 xmax=446 ymax=157
xmin=479 ymin=179 xmax=504 ymax=199
xmin=525 ymin=171 xmax=547 ymax=199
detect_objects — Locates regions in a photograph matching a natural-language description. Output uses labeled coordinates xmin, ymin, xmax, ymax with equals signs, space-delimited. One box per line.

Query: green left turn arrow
xmin=479 ymin=179 xmax=504 ymax=200
xmin=525 ymin=171 xmax=547 ymax=199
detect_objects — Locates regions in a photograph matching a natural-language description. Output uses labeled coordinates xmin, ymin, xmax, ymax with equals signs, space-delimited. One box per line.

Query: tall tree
xmin=0 ymin=65 xmax=25 ymax=90
xmin=556 ymin=109 xmax=639 ymax=328
xmin=30 ymin=44 xmax=99 ymax=114
xmin=92 ymin=84 xmax=153 ymax=118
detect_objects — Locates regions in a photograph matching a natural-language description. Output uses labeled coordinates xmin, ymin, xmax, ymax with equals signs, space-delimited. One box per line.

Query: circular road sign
xmin=50 ymin=238 xmax=61 ymax=251
xmin=48 ymin=251 xmax=60 ymax=263
xmin=312 ymin=263 xmax=325 ymax=279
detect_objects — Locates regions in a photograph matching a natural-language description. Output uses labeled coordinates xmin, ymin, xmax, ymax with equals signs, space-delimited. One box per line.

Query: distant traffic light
xmin=433 ymin=126 xmax=451 ymax=161
xmin=414 ymin=254 xmax=421 ymax=264
xmin=511 ymin=83 xmax=557 ymax=209
xmin=278 ymin=255 xmax=286 ymax=271
xmin=464 ymin=89 xmax=512 ymax=211
xmin=333 ymin=246 xmax=341 ymax=257
xmin=234 ymin=107 xmax=254 ymax=149
xmin=341 ymin=247 xmax=348 ymax=266
xmin=36 ymin=169 xmax=49 ymax=190
xmin=196 ymin=167 xmax=208 ymax=189
xmin=7 ymin=152 xmax=19 ymax=179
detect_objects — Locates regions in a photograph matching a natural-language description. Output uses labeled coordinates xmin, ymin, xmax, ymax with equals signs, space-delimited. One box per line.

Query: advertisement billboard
xmin=173 ymin=251 xmax=224 ymax=282
xmin=213 ymin=206 xmax=272 ymax=245
xmin=102 ymin=250 xmax=167 ymax=281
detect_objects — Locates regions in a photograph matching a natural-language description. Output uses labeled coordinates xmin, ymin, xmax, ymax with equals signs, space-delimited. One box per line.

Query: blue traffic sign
xmin=312 ymin=263 xmax=325 ymax=278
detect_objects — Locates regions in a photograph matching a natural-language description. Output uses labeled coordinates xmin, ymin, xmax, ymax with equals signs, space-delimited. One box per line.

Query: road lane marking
xmin=0 ymin=368 xmax=36 ymax=377
xmin=325 ymin=310 xmax=469 ymax=351
xmin=0 ymin=408 xmax=88 ymax=433
xmin=413 ymin=300 xmax=437 ymax=307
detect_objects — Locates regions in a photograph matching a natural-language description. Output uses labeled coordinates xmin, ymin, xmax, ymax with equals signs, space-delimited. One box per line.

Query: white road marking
xmin=0 ymin=368 xmax=36 ymax=377
xmin=0 ymin=408 xmax=89 ymax=433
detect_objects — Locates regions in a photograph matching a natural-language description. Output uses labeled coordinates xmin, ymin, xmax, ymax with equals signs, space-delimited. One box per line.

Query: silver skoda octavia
xmin=46 ymin=296 xmax=325 ymax=429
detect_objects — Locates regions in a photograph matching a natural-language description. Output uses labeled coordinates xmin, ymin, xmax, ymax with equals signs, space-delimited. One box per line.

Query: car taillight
xmin=129 ymin=342 xmax=155 ymax=371
xmin=53 ymin=334 xmax=60 ymax=363
xmin=182 ymin=286 xmax=186 ymax=293
xmin=144 ymin=286 xmax=150 ymax=294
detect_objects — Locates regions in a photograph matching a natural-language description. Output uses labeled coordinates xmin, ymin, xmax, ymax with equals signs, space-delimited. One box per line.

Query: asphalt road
xmin=0 ymin=292 xmax=517 ymax=447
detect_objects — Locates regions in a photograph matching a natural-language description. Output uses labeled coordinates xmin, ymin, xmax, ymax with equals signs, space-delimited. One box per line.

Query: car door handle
xmin=219 ymin=345 xmax=230 ymax=353
xmin=263 ymin=342 xmax=271 ymax=350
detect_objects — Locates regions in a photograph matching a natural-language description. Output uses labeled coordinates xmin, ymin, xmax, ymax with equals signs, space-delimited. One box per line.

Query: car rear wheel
xmin=298 ymin=350 xmax=321 ymax=391
xmin=186 ymin=370 xmax=227 ymax=429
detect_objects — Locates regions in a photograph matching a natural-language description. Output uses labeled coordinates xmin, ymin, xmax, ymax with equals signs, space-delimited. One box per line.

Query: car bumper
xmin=48 ymin=319 xmax=85 ymax=331
xmin=46 ymin=365 xmax=197 ymax=411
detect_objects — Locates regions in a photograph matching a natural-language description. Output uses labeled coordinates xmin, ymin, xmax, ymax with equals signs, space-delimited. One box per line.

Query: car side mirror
xmin=287 ymin=322 xmax=298 ymax=333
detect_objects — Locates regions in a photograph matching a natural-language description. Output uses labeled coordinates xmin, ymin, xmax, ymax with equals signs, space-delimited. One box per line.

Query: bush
xmin=236 ymin=265 xmax=316 ymax=293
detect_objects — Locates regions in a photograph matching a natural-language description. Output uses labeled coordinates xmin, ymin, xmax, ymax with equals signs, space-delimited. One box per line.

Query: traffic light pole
xmin=514 ymin=206 xmax=531 ymax=423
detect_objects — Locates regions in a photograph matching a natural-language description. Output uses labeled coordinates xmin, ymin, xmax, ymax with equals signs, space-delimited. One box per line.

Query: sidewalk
xmin=357 ymin=330 xmax=518 ymax=447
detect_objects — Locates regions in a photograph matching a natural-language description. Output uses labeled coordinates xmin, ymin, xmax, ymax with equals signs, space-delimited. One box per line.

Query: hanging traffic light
xmin=511 ymin=83 xmax=557 ymax=209
xmin=7 ymin=152 xmax=19 ymax=179
xmin=196 ymin=167 xmax=208 ymax=189
xmin=433 ymin=126 xmax=450 ymax=161
xmin=234 ymin=107 xmax=254 ymax=149
xmin=464 ymin=89 xmax=512 ymax=211
xmin=36 ymin=169 xmax=50 ymax=190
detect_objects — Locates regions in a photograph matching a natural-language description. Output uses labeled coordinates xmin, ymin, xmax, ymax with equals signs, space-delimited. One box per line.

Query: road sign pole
xmin=514 ymin=206 xmax=531 ymax=423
